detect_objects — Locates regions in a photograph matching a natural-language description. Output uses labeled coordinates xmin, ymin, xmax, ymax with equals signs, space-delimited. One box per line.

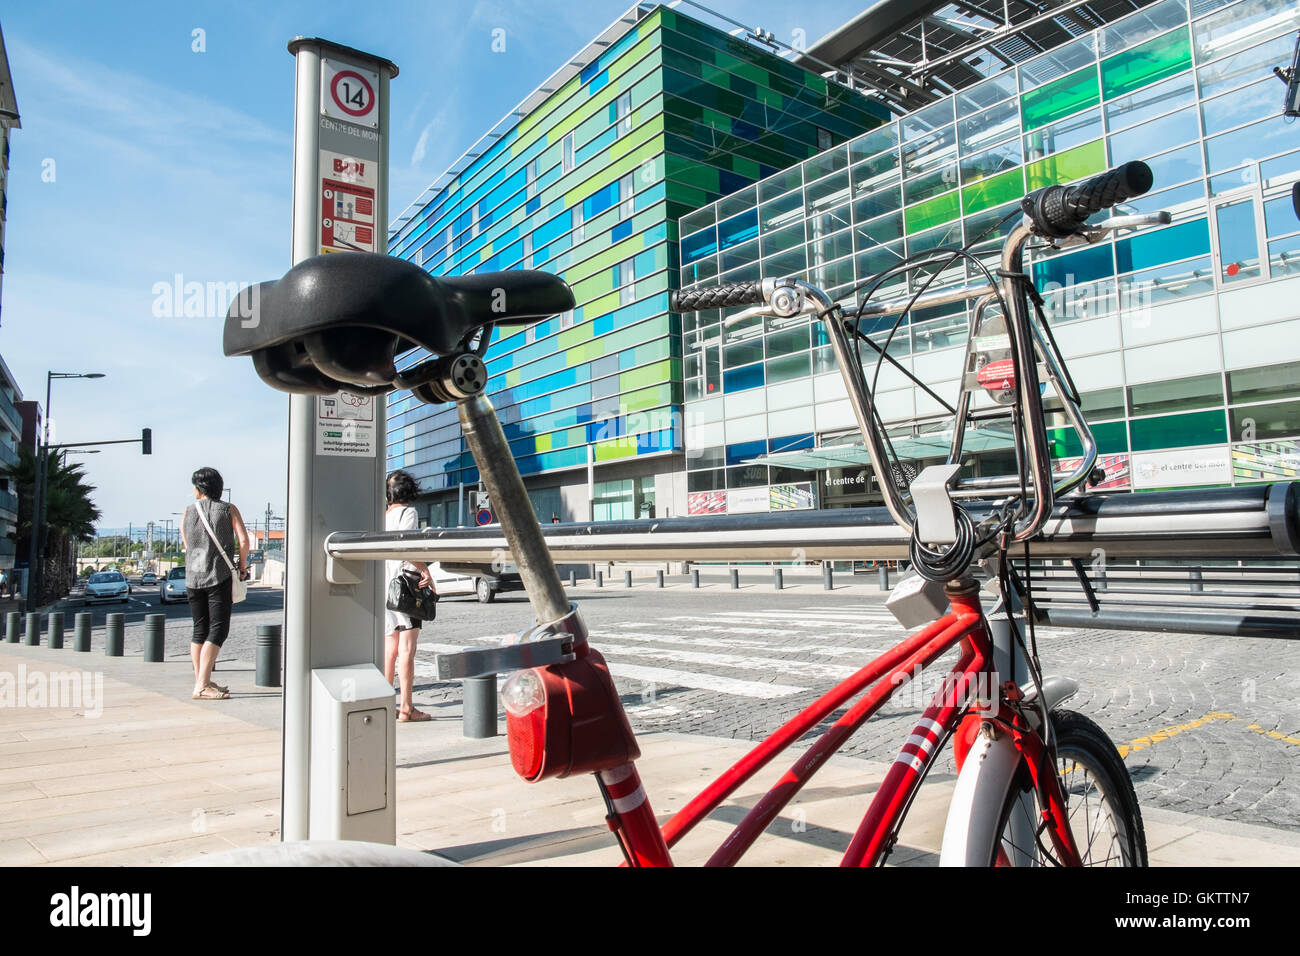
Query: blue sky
xmin=0 ymin=0 xmax=871 ymax=530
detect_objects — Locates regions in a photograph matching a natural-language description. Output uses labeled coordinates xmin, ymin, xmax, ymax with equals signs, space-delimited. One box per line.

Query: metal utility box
xmin=309 ymin=665 xmax=396 ymax=843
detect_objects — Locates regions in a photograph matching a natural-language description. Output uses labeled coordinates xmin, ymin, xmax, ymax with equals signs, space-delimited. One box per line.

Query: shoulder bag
xmin=194 ymin=501 xmax=248 ymax=604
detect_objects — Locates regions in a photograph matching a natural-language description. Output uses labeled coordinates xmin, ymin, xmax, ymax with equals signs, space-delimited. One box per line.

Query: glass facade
xmin=677 ymin=0 xmax=1300 ymax=514
xmin=385 ymin=5 xmax=885 ymax=524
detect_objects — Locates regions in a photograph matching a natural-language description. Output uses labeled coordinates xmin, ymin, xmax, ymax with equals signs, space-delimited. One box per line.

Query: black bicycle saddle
xmin=223 ymin=252 xmax=575 ymax=395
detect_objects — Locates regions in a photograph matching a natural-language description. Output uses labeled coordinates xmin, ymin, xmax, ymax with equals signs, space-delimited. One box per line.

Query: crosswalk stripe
xmin=604 ymin=662 xmax=805 ymax=699
xmin=586 ymin=637 xmax=858 ymax=682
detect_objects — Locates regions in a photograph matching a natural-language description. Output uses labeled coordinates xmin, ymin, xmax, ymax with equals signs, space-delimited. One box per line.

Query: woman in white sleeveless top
xmin=384 ymin=470 xmax=434 ymax=721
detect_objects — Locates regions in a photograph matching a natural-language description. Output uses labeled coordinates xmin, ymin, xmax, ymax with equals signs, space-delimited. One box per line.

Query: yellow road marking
xmin=1244 ymin=724 xmax=1300 ymax=748
xmin=1116 ymin=712 xmax=1236 ymax=759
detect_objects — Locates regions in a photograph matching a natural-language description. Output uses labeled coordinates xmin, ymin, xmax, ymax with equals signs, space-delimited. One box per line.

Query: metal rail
xmin=324 ymin=483 xmax=1300 ymax=569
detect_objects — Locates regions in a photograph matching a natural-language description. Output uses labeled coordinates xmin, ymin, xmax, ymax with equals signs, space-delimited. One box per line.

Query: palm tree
xmin=2 ymin=448 xmax=101 ymax=602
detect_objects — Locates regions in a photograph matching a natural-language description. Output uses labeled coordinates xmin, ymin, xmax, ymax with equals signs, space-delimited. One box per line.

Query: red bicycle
xmin=438 ymin=163 xmax=1159 ymax=866
xmin=228 ymin=161 xmax=1161 ymax=866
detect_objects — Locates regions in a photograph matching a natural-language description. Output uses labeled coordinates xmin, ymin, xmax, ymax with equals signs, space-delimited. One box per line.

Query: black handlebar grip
xmin=669 ymin=282 xmax=765 ymax=313
xmin=1027 ymin=161 xmax=1154 ymax=238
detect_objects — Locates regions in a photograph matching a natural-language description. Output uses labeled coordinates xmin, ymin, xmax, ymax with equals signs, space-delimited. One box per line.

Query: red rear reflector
xmin=977 ymin=359 xmax=1017 ymax=393
xmin=507 ymin=707 xmax=547 ymax=780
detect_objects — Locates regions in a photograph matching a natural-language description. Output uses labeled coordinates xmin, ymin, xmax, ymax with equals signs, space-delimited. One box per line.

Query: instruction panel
xmin=316 ymin=390 xmax=376 ymax=457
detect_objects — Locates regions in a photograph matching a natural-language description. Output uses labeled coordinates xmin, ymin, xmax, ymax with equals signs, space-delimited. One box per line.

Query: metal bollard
xmin=256 ymin=624 xmax=282 ymax=687
xmin=823 ymin=564 xmax=833 ymax=590
xmin=657 ymin=570 xmax=664 ymax=588
xmin=24 ymin=611 xmax=41 ymax=646
xmin=48 ymin=613 xmax=65 ymax=649
xmin=596 ymin=571 xmax=603 ymax=588
xmin=568 ymin=570 xmax=576 ymax=588
xmin=463 ymin=675 xmax=498 ymax=738
xmin=5 ymin=610 xmax=20 ymax=643
xmin=105 ymin=612 xmax=125 ymax=657
xmin=730 ymin=568 xmax=739 ymax=590
xmin=1189 ymin=568 xmax=1203 ymax=593
xmin=74 ymin=612 xmax=93 ymax=652
xmin=878 ymin=565 xmax=890 ymax=590
xmin=625 ymin=570 xmax=633 ymax=588
xmin=143 ymin=613 xmax=165 ymax=663
xmin=773 ymin=568 xmax=783 ymax=591
xmin=691 ymin=568 xmax=700 ymax=589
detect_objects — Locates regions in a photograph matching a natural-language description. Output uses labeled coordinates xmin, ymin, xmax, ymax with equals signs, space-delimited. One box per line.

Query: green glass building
xmin=386 ymin=4 xmax=886 ymax=525
xmin=676 ymin=0 xmax=1300 ymax=516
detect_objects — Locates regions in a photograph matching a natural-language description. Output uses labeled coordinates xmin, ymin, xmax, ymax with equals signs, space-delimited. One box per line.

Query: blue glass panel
xmin=1032 ymin=243 xmax=1115 ymax=288
xmin=718 ymin=209 xmax=759 ymax=250
xmin=576 ymin=127 xmax=618 ymax=165
xmin=643 ymin=221 xmax=667 ymax=244
xmin=594 ymin=313 xmax=614 ymax=335
xmin=726 ymin=438 xmax=766 ymax=465
xmin=611 ymin=220 xmax=633 ymax=243
xmin=526 ymin=196 xmax=541 ymax=216
xmin=584 ymin=181 xmax=619 ymax=218
xmin=589 ymin=69 xmax=609 ymax=94
xmin=723 ymin=362 xmax=765 ymax=394
xmin=719 ymin=170 xmax=751 ymax=195
xmin=633 ymin=248 xmax=656 ymax=276
xmin=681 ymin=227 xmax=718 ymax=264
xmin=768 ymin=433 xmax=814 ymax=453
xmin=580 ymin=61 xmax=600 ymax=84
xmin=1114 ymin=218 xmax=1210 ymax=273
xmin=733 ymin=119 xmax=761 ymax=142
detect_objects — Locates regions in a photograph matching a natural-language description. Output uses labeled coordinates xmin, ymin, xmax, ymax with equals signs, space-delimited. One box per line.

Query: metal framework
xmin=794 ymin=0 xmax=1161 ymax=115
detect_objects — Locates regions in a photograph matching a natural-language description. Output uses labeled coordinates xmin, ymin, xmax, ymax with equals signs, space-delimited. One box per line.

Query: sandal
xmin=207 ymin=680 xmax=230 ymax=695
xmin=397 ymin=708 xmax=432 ymax=722
xmin=193 ymin=685 xmax=230 ymax=700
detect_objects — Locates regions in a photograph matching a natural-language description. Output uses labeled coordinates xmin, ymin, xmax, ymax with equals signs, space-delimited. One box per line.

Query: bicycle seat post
xmin=457 ymin=391 xmax=570 ymax=625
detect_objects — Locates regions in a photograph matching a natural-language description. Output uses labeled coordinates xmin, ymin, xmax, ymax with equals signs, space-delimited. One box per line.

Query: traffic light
xmin=141 ymin=428 xmax=152 ymax=455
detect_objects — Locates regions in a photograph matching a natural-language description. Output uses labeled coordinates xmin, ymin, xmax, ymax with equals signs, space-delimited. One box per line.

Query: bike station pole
xmin=283 ymin=39 xmax=398 ymax=844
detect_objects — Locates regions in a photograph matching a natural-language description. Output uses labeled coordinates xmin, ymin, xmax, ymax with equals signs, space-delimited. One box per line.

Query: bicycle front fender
xmin=938 ymin=675 xmax=1079 ymax=866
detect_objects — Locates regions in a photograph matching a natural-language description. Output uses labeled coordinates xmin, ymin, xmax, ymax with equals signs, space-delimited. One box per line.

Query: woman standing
xmin=180 ymin=467 xmax=250 ymax=700
xmin=384 ymin=470 xmax=435 ymax=721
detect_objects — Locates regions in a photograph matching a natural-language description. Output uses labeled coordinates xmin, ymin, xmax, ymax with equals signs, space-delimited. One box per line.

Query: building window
xmin=574 ymin=204 xmax=585 ymax=242
xmin=612 ymin=258 xmax=635 ymax=305
xmin=562 ymin=132 xmax=575 ymax=174
xmin=618 ymin=172 xmax=636 ymax=220
xmin=616 ymin=91 xmax=633 ymax=135
xmin=560 ymin=310 xmax=575 ymax=329
xmin=526 ymin=155 xmax=543 ymax=199
xmin=816 ymin=126 xmax=833 ymax=151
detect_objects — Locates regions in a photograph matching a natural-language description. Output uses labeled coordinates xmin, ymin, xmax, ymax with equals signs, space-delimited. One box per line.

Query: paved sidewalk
xmin=2 ymin=642 xmax=1299 ymax=866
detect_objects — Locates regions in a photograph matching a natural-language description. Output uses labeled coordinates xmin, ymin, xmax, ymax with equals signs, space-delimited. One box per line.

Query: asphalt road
xmin=47 ymin=576 xmax=1300 ymax=832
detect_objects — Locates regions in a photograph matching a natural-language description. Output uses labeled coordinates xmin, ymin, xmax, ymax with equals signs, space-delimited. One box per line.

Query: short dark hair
xmin=385 ymin=470 xmax=420 ymax=506
xmin=192 ymin=467 xmax=224 ymax=500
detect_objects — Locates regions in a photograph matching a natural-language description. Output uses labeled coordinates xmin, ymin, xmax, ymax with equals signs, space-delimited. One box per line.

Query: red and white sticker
xmin=320 ymin=149 xmax=377 ymax=253
xmin=321 ymin=58 xmax=378 ymax=127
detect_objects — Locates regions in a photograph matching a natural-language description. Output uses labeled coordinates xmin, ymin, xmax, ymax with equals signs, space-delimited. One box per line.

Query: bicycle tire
xmin=992 ymin=709 xmax=1147 ymax=867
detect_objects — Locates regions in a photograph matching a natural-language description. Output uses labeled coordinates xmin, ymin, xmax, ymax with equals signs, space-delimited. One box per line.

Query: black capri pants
xmin=188 ymin=577 xmax=234 ymax=647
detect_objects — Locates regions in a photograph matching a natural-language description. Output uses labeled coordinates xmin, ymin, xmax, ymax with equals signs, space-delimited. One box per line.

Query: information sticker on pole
xmin=283 ymin=38 xmax=398 ymax=846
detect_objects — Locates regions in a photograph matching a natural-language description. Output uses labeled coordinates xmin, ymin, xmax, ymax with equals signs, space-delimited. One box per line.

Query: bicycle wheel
xmin=992 ymin=709 xmax=1146 ymax=867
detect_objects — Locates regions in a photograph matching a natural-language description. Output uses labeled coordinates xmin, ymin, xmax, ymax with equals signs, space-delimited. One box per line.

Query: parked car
xmin=85 ymin=571 xmax=131 ymax=604
xmin=159 ymin=567 xmax=187 ymax=605
xmin=434 ymin=563 xmax=525 ymax=603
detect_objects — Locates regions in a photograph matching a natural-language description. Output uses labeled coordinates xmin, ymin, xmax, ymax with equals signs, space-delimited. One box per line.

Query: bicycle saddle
xmin=223 ymin=252 xmax=574 ymax=395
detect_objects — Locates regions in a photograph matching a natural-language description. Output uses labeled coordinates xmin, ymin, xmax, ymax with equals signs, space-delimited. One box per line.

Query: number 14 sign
xmin=321 ymin=58 xmax=379 ymax=128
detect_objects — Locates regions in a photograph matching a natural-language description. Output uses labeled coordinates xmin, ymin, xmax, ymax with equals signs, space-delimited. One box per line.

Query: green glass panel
xmin=619 ymin=359 xmax=673 ymax=391
xmin=1130 ymin=409 xmax=1228 ymax=452
xmin=1047 ymin=419 xmax=1129 ymax=458
xmin=1025 ymin=139 xmax=1106 ymax=189
xmin=1101 ymin=27 xmax=1192 ymax=101
xmin=962 ymin=168 xmax=1025 ymax=216
xmin=903 ymin=189 xmax=961 ymax=235
xmin=1020 ymin=66 xmax=1100 ymax=132
xmin=594 ymin=438 xmax=638 ymax=462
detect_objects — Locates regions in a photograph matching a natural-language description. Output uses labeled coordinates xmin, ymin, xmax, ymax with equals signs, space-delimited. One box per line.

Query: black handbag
xmin=386 ymin=568 xmax=438 ymax=620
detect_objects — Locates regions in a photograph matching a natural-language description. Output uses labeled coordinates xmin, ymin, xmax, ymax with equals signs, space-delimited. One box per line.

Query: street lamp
xmin=28 ymin=372 xmax=105 ymax=611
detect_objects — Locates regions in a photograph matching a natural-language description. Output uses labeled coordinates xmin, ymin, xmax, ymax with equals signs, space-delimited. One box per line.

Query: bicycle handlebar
xmin=669 ymin=281 xmax=765 ymax=312
xmin=1025 ymin=161 xmax=1153 ymax=239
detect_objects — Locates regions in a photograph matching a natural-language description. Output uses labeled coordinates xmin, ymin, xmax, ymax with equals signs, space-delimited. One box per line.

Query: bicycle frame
xmin=431 ymin=214 xmax=1143 ymax=867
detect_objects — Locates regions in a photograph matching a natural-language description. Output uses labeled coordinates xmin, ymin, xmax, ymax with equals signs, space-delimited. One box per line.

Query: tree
xmin=2 ymin=448 xmax=101 ymax=603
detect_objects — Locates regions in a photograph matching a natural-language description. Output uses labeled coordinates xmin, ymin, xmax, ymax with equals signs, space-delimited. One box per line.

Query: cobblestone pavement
xmin=59 ymin=580 xmax=1300 ymax=831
